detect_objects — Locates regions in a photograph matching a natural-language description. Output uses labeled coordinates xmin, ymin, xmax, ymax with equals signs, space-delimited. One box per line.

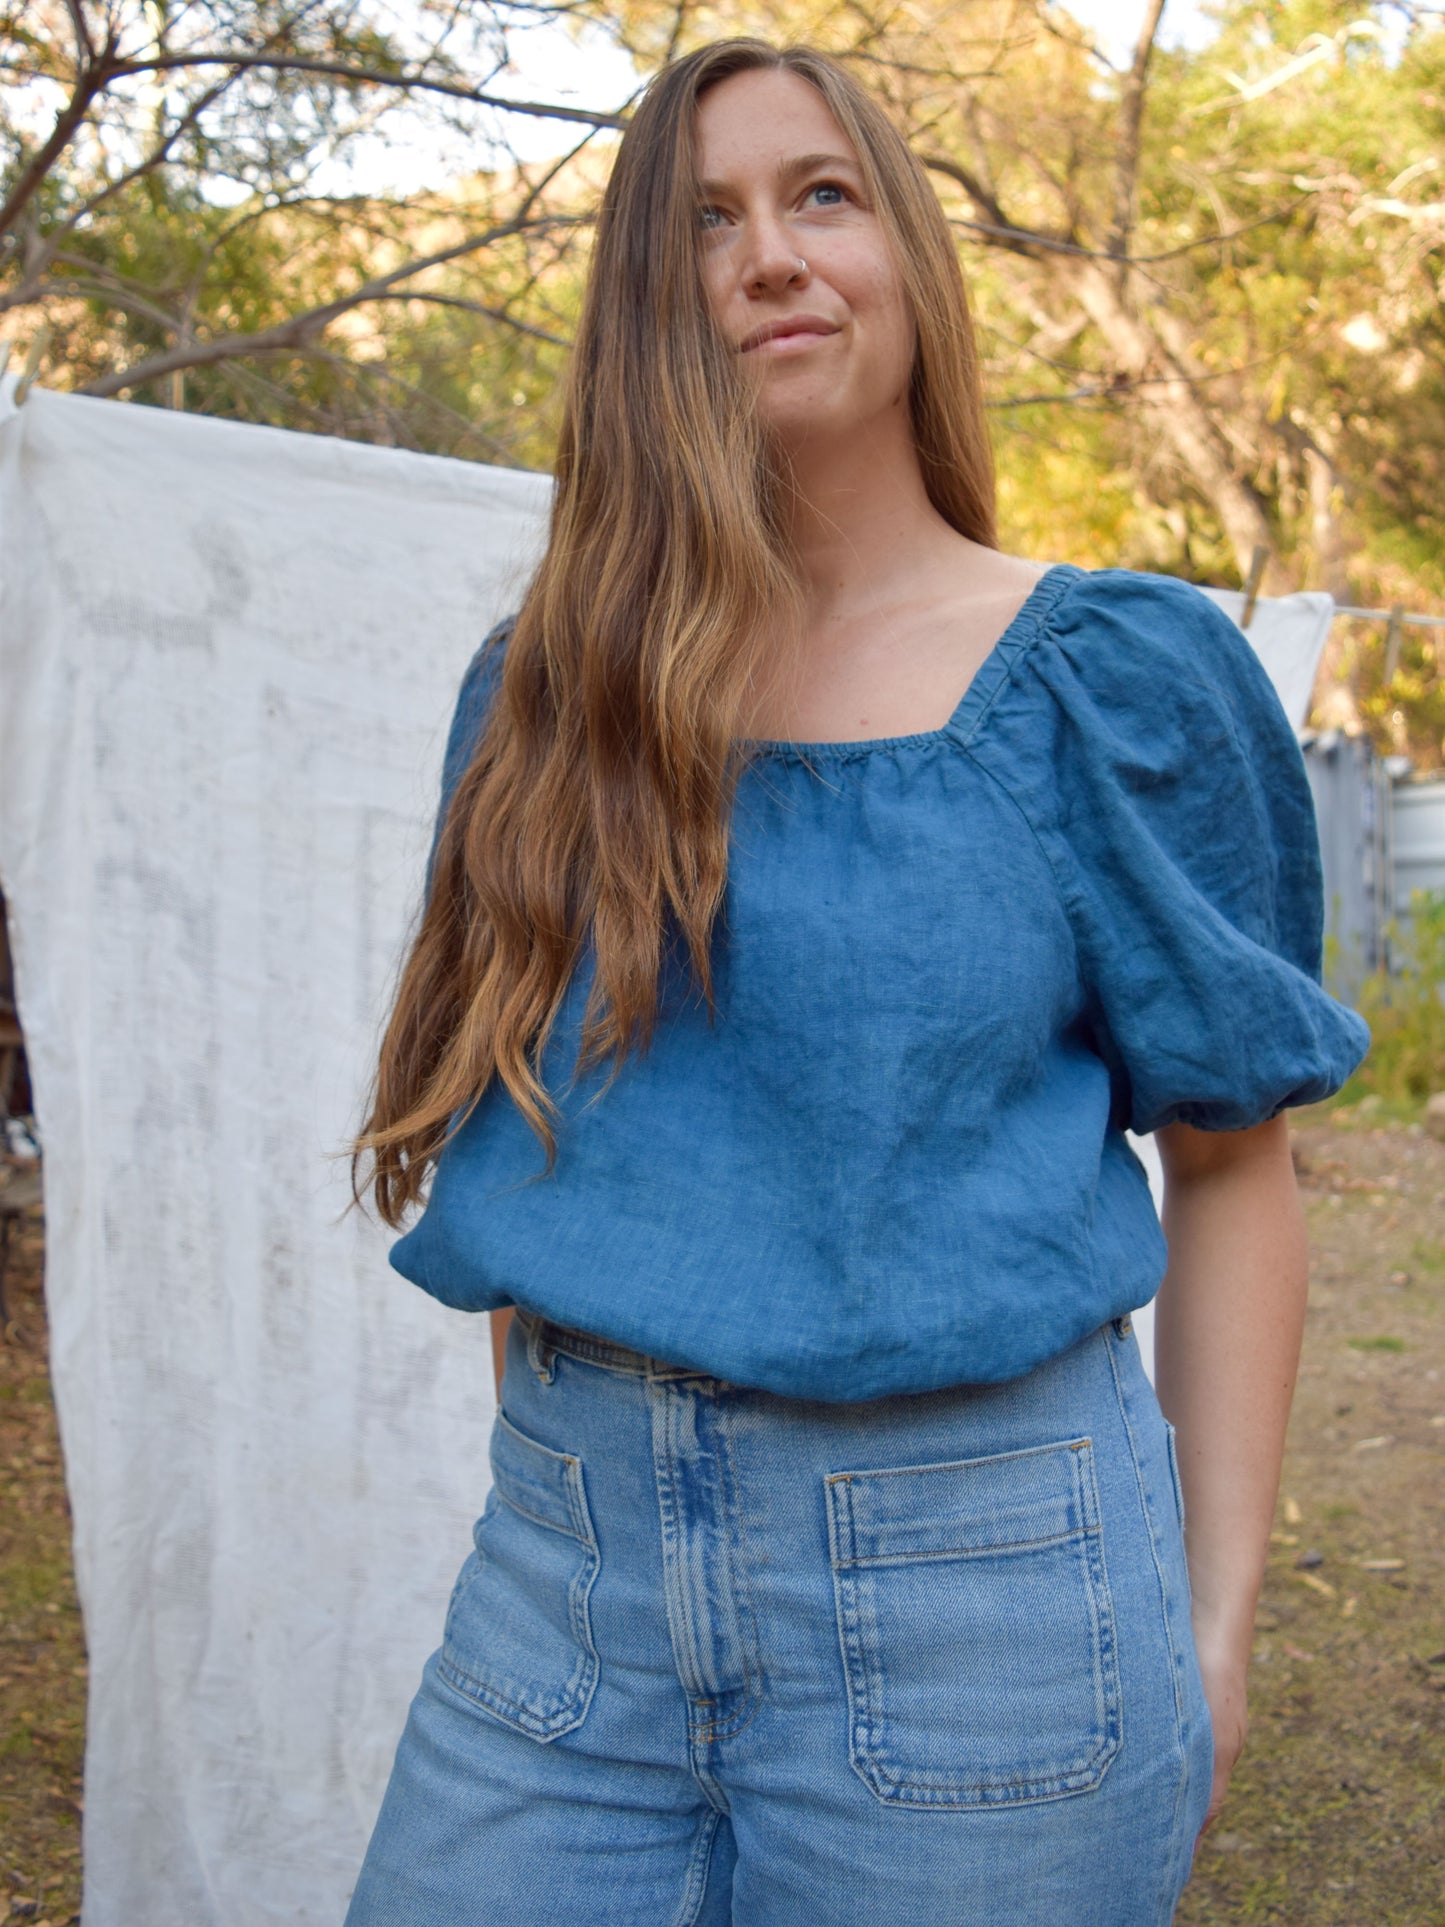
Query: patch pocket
xmin=825 ymin=1437 xmax=1122 ymax=1808
xmin=437 ymin=1412 xmax=600 ymax=1741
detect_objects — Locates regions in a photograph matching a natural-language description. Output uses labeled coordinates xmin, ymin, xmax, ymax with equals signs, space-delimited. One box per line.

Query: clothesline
xmin=1235 ymin=548 xmax=1441 ymax=705
xmin=1331 ymin=604 xmax=1445 ymax=629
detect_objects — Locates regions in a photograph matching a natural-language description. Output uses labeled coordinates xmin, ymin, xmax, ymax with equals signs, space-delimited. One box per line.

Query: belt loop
xmin=525 ymin=1314 xmax=556 ymax=1384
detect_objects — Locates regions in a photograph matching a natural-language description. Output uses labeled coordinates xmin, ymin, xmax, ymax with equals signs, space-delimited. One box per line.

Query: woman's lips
xmin=747 ymin=327 xmax=836 ymax=358
xmin=739 ymin=317 xmax=841 ymax=353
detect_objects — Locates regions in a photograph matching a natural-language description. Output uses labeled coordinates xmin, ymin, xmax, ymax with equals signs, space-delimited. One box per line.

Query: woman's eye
xmin=698 ymin=204 xmax=727 ymax=231
xmin=807 ymin=181 xmax=849 ymax=208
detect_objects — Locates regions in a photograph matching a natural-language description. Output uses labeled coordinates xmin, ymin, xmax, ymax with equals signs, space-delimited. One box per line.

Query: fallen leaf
xmin=1342 ymin=1596 xmax=1358 ymax=1617
xmin=1283 ymin=1496 xmax=1303 ymax=1525
xmin=1352 ymin=1436 xmax=1393 ymax=1451
xmin=1361 ymin=1558 xmax=1406 ymax=1572
xmin=1283 ymin=1643 xmax=1317 ymax=1662
xmin=1296 ymin=1571 xmax=1338 ymax=1598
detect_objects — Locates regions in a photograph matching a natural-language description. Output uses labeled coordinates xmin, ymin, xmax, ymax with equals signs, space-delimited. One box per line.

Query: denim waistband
xmin=513 ymin=1305 xmax=1135 ymax=1394
xmin=514 ymin=1306 xmax=730 ymax=1387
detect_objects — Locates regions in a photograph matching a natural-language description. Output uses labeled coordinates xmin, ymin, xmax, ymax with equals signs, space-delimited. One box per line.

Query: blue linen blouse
xmin=389 ymin=564 xmax=1371 ymax=1401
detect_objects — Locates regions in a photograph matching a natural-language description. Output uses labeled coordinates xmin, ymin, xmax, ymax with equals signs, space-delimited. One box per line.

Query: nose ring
xmin=793 ymin=256 xmax=808 ymax=278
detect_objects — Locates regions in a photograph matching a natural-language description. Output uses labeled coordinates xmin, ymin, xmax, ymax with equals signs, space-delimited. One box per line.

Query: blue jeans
xmin=346 ymin=1311 xmax=1213 ymax=1924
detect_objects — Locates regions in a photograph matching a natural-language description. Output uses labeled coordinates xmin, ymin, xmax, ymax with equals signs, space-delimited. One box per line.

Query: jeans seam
xmin=670 ymin=1808 xmax=722 ymax=1927
xmin=709 ymin=1394 xmax=765 ymax=1741
xmin=1103 ymin=1325 xmax=1196 ymax=1917
xmin=652 ymin=1379 xmax=719 ymax=1719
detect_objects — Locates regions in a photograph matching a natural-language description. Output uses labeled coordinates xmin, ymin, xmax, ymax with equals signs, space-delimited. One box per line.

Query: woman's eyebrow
xmin=698 ymin=152 xmax=860 ymax=196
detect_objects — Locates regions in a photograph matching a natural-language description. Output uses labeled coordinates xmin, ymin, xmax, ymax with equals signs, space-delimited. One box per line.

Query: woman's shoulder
xmin=434 ymin=614 xmax=517 ymax=814
xmin=1046 ymin=563 xmax=1252 ymax=661
xmin=455 ymin=610 xmax=517 ymax=702
xmin=969 ymin=561 xmax=1305 ymax=846
xmin=1016 ymin=563 xmax=1288 ymax=742
xmin=444 ymin=612 xmax=516 ymax=746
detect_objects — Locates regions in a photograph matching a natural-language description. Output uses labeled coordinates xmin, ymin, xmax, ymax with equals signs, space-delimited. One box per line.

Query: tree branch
xmin=368 ymin=289 xmax=571 ymax=347
xmin=0 ymin=28 xmax=118 ymax=244
xmin=1111 ymin=0 xmax=1166 ymax=268
xmin=50 ymin=64 xmax=242 ymax=249
xmin=106 ymin=50 xmax=630 ymax=129
xmin=77 ymin=211 xmax=581 ymax=397
xmin=943 ymin=200 xmax=1303 ymax=270
xmin=62 ymin=0 xmax=95 ymax=63
xmin=49 ymin=255 xmax=192 ymax=333
xmin=923 ymin=153 xmax=1061 ymax=258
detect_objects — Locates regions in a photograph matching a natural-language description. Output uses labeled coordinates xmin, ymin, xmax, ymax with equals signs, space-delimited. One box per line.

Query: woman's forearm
xmin=1153 ymin=1115 xmax=1309 ymax=1649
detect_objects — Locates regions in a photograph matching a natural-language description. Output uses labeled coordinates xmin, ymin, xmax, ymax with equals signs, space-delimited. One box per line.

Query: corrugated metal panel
xmin=1391 ymin=779 xmax=1445 ymax=932
xmin=1300 ymin=731 xmax=1393 ymax=1001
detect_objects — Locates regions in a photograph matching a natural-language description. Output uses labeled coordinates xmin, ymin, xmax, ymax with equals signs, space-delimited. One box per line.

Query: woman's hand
xmin=1192 ymin=1623 xmax=1250 ymax=1839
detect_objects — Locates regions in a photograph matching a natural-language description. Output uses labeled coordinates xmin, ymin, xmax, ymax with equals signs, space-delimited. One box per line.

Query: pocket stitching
xmin=437 ymin=1420 xmax=602 ymax=1742
xmin=842 ymin=1527 xmax=1097 ymax=1567
xmin=827 ymin=1440 xmax=1123 ymax=1809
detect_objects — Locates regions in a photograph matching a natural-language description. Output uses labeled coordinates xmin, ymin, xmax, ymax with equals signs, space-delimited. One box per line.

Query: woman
xmin=346 ymin=38 xmax=1370 ymax=1925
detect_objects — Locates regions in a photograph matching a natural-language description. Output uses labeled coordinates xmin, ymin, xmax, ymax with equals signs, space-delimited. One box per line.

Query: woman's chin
xmin=757 ymin=398 xmax=855 ymax=452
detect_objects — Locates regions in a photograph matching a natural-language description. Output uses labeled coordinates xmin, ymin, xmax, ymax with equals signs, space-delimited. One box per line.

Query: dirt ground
xmin=1 ymin=1112 xmax=1442 ymax=1925
xmin=0 ymin=1190 xmax=82 ymax=1927
xmin=1178 ymin=1109 xmax=1445 ymax=1925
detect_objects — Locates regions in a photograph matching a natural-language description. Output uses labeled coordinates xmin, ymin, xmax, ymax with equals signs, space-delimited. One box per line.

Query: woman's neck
xmin=780 ymin=407 xmax=960 ymax=629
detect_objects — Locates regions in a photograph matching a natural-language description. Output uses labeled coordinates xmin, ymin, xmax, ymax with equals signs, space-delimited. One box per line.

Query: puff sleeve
xmin=988 ymin=570 xmax=1371 ymax=1136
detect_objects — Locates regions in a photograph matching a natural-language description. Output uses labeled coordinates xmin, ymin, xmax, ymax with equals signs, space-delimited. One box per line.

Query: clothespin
xmin=1240 ymin=546 xmax=1269 ymax=630
xmin=13 ymin=324 xmax=52 ymax=405
xmin=1382 ymin=604 xmax=1405 ymax=684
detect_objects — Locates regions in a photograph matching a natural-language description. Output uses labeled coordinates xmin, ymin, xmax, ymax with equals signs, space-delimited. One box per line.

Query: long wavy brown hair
xmin=353 ymin=36 xmax=997 ymax=1224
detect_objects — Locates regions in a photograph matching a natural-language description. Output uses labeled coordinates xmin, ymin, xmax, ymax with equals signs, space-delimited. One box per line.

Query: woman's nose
xmin=740 ymin=215 xmax=808 ymax=295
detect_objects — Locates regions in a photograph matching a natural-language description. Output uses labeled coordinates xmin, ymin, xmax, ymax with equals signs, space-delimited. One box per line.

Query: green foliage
xmin=1 ymin=0 xmax=597 ymax=461
xmin=1337 ymin=889 xmax=1445 ymax=1110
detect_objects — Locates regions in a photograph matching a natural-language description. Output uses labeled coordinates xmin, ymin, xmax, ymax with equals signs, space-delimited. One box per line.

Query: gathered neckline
xmin=737 ymin=562 xmax=1081 ymax=764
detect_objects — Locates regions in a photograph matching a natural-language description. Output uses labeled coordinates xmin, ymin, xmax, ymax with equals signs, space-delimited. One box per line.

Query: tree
xmin=0 ymin=0 xmax=634 ymax=447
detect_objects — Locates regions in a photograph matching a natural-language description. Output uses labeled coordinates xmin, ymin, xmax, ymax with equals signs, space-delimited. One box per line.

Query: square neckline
xmin=737 ymin=562 xmax=1079 ymax=762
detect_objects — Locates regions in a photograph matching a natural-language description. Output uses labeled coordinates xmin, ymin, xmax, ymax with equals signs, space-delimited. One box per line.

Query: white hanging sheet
xmin=0 ymin=379 xmax=551 ymax=1925
xmin=1196 ymin=585 xmax=1335 ymax=734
